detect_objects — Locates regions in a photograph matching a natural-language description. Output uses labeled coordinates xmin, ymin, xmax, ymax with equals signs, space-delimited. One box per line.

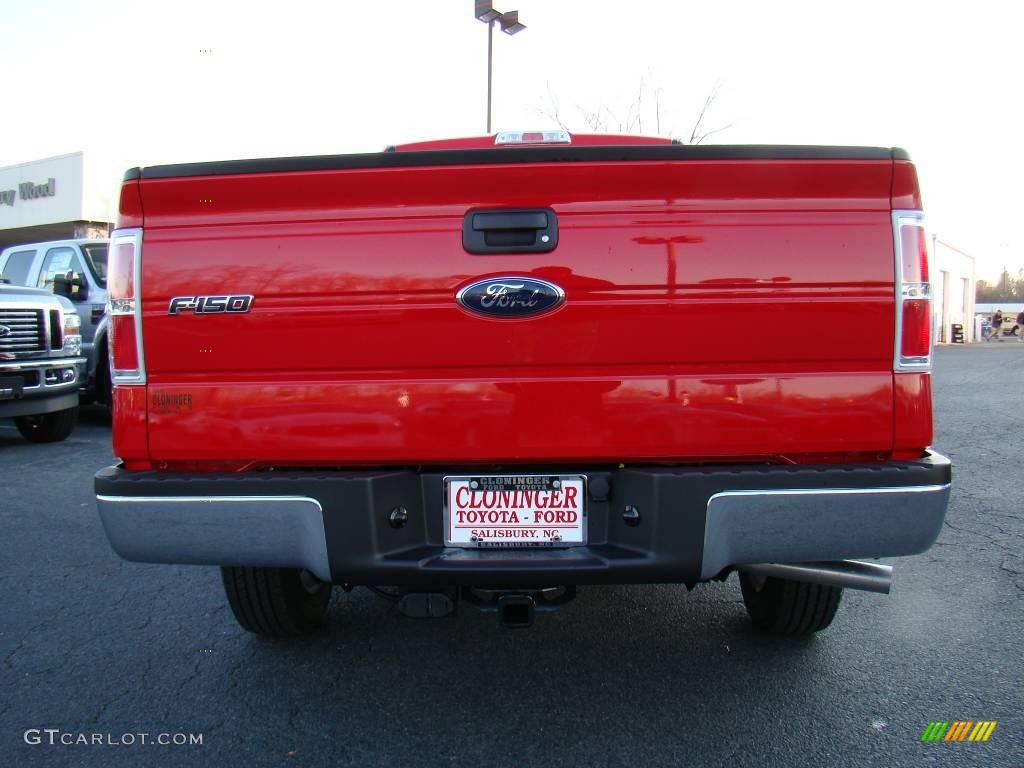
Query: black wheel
xmin=221 ymin=567 xmax=332 ymax=637
xmin=14 ymin=407 xmax=78 ymax=443
xmin=739 ymin=572 xmax=842 ymax=635
xmin=96 ymin=345 xmax=112 ymax=406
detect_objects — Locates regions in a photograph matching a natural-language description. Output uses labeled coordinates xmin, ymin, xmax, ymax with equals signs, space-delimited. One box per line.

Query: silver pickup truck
xmin=0 ymin=239 xmax=109 ymax=405
xmin=0 ymin=282 xmax=85 ymax=442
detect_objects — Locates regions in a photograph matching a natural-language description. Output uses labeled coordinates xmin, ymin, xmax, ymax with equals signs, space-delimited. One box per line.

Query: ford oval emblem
xmin=0 ymin=325 xmax=10 ymax=338
xmin=456 ymin=276 xmax=565 ymax=319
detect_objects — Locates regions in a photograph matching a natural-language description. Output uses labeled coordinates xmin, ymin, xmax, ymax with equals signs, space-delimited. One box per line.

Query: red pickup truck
xmin=95 ymin=133 xmax=951 ymax=637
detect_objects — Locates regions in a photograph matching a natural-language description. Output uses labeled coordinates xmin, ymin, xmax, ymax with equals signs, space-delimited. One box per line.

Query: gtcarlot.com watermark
xmin=24 ymin=728 xmax=203 ymax=747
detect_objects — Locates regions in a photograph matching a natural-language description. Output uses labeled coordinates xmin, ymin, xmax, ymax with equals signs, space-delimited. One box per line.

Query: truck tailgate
xmin=137 ymin=152 xmax=897 ymax=463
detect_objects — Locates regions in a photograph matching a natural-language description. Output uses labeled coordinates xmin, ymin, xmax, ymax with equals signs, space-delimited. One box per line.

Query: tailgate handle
xmin=463 ymin=208 xmax=558 ymax=254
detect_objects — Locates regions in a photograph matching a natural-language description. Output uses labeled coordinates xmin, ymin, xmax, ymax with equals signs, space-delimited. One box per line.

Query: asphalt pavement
xmin=2 ymin=345 xmax=1022 ymax=768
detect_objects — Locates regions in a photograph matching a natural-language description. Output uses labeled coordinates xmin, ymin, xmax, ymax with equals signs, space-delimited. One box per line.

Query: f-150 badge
xmin=167 ymin=295 xmax=253 ymax=314
xmin=456 ymin=277 xmax=564 ymax=319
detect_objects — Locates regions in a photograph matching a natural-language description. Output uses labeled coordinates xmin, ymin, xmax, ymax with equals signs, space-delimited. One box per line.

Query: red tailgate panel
xmin=145 ymin=372 xmax=892 ymax=463
xmin=139 ymin=158 xmax=896 ymax=464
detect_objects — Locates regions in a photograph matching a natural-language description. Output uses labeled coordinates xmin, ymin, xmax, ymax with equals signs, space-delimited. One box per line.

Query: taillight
xmin=893 ymin=211 xmax=931 ymax=369
xmin=107 ymin=228 xmax=145 ymax=384
xmin=900 ymin=299 xmax=931 ymax=358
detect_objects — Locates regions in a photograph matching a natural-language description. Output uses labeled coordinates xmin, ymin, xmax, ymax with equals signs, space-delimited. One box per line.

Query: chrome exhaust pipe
xmin=739 ymin=560 xmax=893 ymax=594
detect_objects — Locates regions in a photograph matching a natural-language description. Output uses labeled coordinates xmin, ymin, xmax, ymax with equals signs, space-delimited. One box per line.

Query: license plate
xmin=445 ymin=475 xmax=587 ymax=548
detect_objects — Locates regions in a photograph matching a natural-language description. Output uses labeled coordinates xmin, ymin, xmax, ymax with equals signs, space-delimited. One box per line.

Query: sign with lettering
xmin=19 ymin=178 xmax=56 ymax=200
xmin=0 ymin=152 xmax=90 ymax=228
xmin=0 ymin=178 xmax=57 ymax=206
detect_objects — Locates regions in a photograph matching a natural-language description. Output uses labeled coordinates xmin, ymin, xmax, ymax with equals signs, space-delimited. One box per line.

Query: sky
xmin=3 ymin=0 xmax=1022 ymax=280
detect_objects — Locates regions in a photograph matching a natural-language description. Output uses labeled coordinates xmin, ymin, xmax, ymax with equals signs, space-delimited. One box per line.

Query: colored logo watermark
xmin=921 ymin=721 xmax=997 ymax=742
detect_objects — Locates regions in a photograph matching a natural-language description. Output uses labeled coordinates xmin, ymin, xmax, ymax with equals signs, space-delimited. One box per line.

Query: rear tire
xmin=14 ymin=407 xmax=78 ymax=443
xmin=739 ymin=572 xmax=842 ymax=635
xmin=221 ymin=567 xmax=332 ymax=637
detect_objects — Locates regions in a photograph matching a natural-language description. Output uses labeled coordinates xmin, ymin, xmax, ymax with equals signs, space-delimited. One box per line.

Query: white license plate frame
xmin=443 ymin=474 xmax=588 ymax=549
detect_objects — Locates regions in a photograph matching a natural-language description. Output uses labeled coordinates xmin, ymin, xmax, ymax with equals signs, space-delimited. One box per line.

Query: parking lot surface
xmin=2 ymin=345 xmax=1022 ymax=768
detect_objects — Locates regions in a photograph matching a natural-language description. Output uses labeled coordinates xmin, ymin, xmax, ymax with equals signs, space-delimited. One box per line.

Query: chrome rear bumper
xmin=95 ymin=452 xmax=951 ymax=587
xmin=701 ymin=482 xmax=951 ymax=578
xmin=96 ymin=495 xmax=330 ymax=581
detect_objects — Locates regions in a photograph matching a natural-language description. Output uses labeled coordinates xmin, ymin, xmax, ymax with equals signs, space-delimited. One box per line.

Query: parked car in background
xmin=0 ymin=281 xmax=85 ymax=442
xmin=981 ymin=316 xmax=1017 ymax=339
xmin=0 ymin=239 xmax=110 ymax=404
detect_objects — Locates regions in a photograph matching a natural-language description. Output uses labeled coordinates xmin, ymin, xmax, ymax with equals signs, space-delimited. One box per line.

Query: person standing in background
xmin=987 ymin=309 xmax=1004 ymax=341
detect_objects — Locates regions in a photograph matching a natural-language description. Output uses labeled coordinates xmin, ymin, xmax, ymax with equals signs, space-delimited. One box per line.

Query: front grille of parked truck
xmin=0 ymin=309 xmax=45 ymax=353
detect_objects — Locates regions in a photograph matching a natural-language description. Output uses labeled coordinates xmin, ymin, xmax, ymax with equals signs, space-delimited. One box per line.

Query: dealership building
xmin=932 ymin=238 xmax=977 ymax=343
xmin=0 ymin=152 xmax=117 ymax=252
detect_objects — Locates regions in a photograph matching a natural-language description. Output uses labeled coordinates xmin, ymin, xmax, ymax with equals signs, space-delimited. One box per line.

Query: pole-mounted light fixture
xmin=499 ymin=10 xmax=525 ymax=35
xmin=474 ymin=1 xmax=526 ymax=133
xmin=475 ymin=0 xmax=501 ymax=22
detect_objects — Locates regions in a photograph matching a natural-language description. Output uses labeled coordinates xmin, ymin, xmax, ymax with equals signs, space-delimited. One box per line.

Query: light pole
xmin=475 ymin=1 xmax=526 ymax=133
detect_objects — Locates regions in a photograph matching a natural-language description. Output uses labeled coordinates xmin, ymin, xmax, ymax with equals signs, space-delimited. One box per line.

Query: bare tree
xmin=539 ymin=80 xmax=732 ymax=144
xmin=977 ymin=267 xmax=1024 ymax=303
xmin=541 ymin=83 xmax=571 ymax=131
xmin=654 ymin=86 xmax=662 ymax=136
xmin=579 ymin=106 xmax=609 ymax=132
xmin=686 ymin=84 xmax=733 ymax=144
